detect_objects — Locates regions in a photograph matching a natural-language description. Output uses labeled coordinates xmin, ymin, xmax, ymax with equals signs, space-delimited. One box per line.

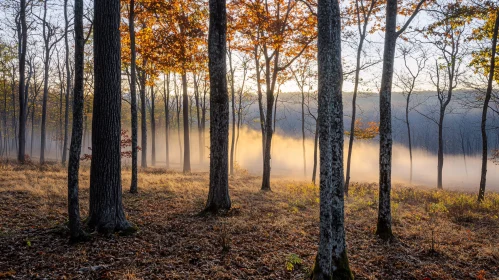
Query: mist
xmin=115 ymin=126 xmax=499 ymax=192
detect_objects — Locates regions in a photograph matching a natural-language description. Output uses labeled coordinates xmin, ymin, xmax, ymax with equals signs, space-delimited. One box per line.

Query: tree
xmin=62 ymin=0 xmax=72 ymax=166
xmin=465 ymin=1 xmax=499 ymax=202
xmin=17 ymin=0 xmax=27 ymax=163
xmin=128 ymin=0 xmax=139 ymax=193
xmin=39 ymin=0 xmax=64 ymax=164
xmin=87 ymin=0 xmax=135 ymax=233
xmin=311 ymin=0 xmax=353 ymax=277
xmin=376 ymin=0 xmax=427 ymax=241
xmin=162 ymin=73 xmax=171 ymax=169
xmin=150 ymin=84 xmax=156 ymax=166
xmin=394 ymin=44 xmax=426 ymax=185
xmin=343 ymin=0 xmax=383 ymax=195
xmin=205 ymin=0 xmax=231 ymax=213
xmin=423 ymin=2 xmax=466 ymax=189
xmin=234 ymin=0 xmax=316 ymax=190
xmin=67 ymin=0 xmax=86 ymax=242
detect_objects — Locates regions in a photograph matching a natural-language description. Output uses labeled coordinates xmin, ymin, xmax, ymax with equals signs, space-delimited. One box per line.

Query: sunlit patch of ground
xmin=0 ymin=161 xmax=498 ymax=279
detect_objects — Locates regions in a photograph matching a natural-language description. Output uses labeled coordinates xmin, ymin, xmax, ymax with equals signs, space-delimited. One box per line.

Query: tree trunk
xmin=406 ymin=93 xmax=413 ymax=185
xmin=163 ymin=74 xmax=170 ymax=169
xmin=87 ymin=0 xmax=134 ymax=234
xmin=376 ymin=0 xmax=397 ymax=241
xmin=345 ymin=38 xmax=365 ymax=196
xmin=182 ymin=72 xmax=191 ymax=173
xmin=67 ymin=0 xmax=86 ymax=242
xmin=311 ymin=0 xmax=352 ymax=277
xmin=478 ymin=11 xmax=499 ymax=202
xmin=301 ymin=89 xmax=306 ymax=178
xmin=437 ymin=110 xmax=445 ymax=189
xmin=40 ymin=0 xmax=50 ymax=164
xmin=205 ymin=0 xmax=231 ymax=213
xmin=150 ymin=84 xmax=156 ymax=166
xmin=62 ymin=0 xmax=71 ymax=166
xmin=139 ymin=61 xmax=147 ymax=168
xmin=312 ymin=121 xmax=318 ymax=185
xmin=129 ymin=0 xmax=139 ymax=193
xmin=229 ymin=53 xmax=236 ymax=175
xmin=17 ymin=0 xmax=27 ymax=163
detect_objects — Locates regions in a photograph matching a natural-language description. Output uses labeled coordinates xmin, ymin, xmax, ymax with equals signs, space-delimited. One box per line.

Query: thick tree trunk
xmin=205 ymin=0 xmax=231 ymax=213
xmin=311 ymin=0 xmax=352 ymax=277
xmin=87 ymin=0 xmax=134 ymax=234
xmin=62 ymin=0 xmax=71 ymax=166
xmin=67 ymin=0 xmax=86 ymax=242
xmin=478 ymin=11 xmax=498 ymax=202
xmin=182 ymin=72 xmax=191 ymax=173
xmin=150 ymin=85 xmax=156 ymax=166
xmin=17 ymin=0 xmax=27 ymax=163
xmin=375 ymin=0 xmax=397 ymax=241
xmin=129 ymin=0 xmax=139 ymax=193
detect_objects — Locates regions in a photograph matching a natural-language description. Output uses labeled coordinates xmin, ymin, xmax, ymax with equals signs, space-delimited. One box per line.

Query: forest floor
xmin=0 ymin=161 xmax=498 ymax=280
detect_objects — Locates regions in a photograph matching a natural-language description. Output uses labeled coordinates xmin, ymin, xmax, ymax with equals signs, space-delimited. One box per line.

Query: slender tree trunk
xmin=301 ymin=89 xmax=306 ymax=177
xmin=205 ymin=0 xmax=231 ymax=213
xmin=176 ymin=88 xmax=183 ymax=167
xmin=67 ymin=0 xmax=86 ymax=242
xmin=62 ymin=0 xmax=71 ymax=166
xmin=129 ymin=0 xmax=139 ymax=193
xmin=163 ymin=74 xmax=170 ymax=169
xmin=312 ymin=121 xmax=318 ymax=185
xmin=150 ymin=84 xmax=156 ymax=166
xmin=478 ymin=11 xmax=498 ymax=202
xmin=375 ymin=0 xmax=398 ymax=241
xmin=30 ymin=107 xmax=34 ymax=156
xmin=17 ymin=0 xmax=27 ymax=163
xmin=87 ymin=0 xmax=134 ymax=234
xmin=406 ymin=93 xmax=413 ymax=185
xmin=40 ymin=0 xmax=50 ymax=164
xmin=311 ymin=0 xmax=352 ymax=276
xmin=139 ymin=61 xmax=147 ymax=168
xmin=437 ymin=110 xmax=445 ymax=189
xmin=193 ymin=74 xmax=203 ymax=164
xmin=345 ymin=39 xmax=365 ymax=195
xmin=229 ymin=52 xmax=236 ymax=175
xmin=182 ymin=72 xmax=190 ymax=172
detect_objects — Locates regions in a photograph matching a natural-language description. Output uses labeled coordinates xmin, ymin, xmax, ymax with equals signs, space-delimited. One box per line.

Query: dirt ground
xmin=0 ymin=162 xmax=498 ymax=279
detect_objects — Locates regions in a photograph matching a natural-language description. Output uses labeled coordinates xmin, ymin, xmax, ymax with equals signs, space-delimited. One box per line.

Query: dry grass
xmin=0 ymin=161 xmax=498 ymax=279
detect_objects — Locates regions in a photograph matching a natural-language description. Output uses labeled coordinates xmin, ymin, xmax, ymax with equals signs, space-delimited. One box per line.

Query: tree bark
xmin=17 ymin=0 xmax=27 ymax=163
xmin=229 ymin=50 xmax=236 ymax=175
xmin=312 ymin=121 xmax=318 ymax=185
xmin=150 ymin=84 xmax=156 ymax=166
xmin=87 ymin=0 xmax=134 ymax=234
xmin=139 ymin=60 xmax=147 ymax=168
xmin=182 ymin=72 xmax=191 ymax=172
xmin=376 ymin=0 xmax=398 ymax=241
xmin=478 ymin=11 xmax=498 ymax=201
xmin=163 ymin=74 xmax=170 ymax=169
xmin=311 ymin=0 xmax=353 ymax=277
xmin=62 ymin=0 xmax=71 ymax=166
xmin=129 ymin=0 xmax=139 ymax=193
xmin=40 ymin=0 xmax=50 ymax=164
xmin=67 ymin=0 xmax=86 ymax=242
xmin=204 ymin=0 xmax=231 ymax=213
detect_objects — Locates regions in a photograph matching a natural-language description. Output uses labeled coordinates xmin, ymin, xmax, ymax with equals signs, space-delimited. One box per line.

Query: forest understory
xmin=0 ymin=161 xmax=498 ymax=280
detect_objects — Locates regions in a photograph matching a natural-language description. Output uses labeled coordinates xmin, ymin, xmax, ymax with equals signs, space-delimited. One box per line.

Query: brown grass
xmin=0 ymin=161 xmax=498 ymax=279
